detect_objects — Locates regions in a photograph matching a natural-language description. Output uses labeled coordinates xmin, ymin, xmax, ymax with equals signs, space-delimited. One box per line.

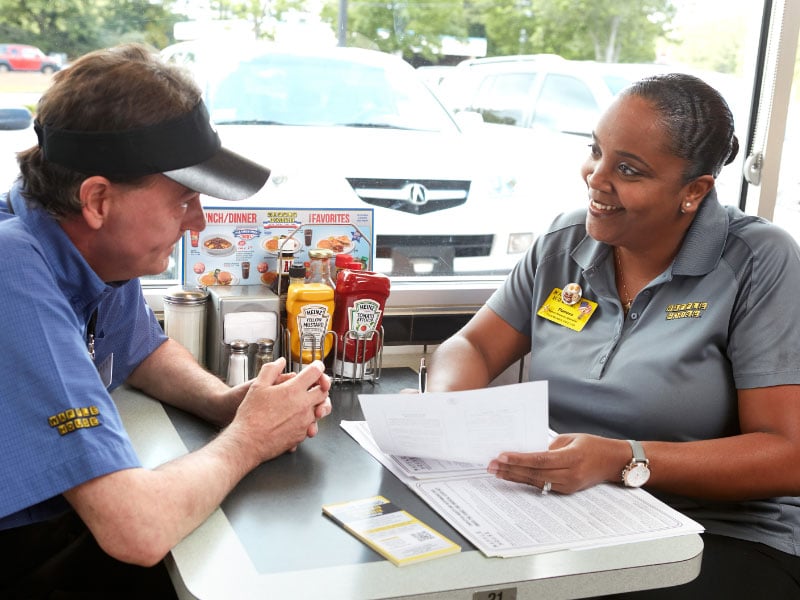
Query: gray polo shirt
xmin=487 ymin=191 xmax=800 ymax=555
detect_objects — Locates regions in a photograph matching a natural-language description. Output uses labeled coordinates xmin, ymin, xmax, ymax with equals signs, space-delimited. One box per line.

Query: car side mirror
xmin=0 ymin=107 xmax=33 ymax=131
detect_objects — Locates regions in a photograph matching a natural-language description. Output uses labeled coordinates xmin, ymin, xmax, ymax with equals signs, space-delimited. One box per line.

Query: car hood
xmin=216 ymin=123 xmax=505 ymax=180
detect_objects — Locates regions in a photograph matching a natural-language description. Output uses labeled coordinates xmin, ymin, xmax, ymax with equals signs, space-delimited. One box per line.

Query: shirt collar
xmin=9 ymin=181 xmax=112 ymax=318
xmin=571 ymin=187 xmax=728 ymax=277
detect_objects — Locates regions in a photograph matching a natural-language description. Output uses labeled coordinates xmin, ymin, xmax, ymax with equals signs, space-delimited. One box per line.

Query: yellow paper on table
xmin=322 ymin=495 xmax=460 ymax=566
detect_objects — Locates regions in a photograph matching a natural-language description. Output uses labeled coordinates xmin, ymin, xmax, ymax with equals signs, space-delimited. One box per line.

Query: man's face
xmin=92 ymin=175 xmax=206 ymax=281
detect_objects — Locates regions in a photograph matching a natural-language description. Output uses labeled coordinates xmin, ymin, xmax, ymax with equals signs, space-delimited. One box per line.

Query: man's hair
xmin=18 ymin=43 xmax=202 ymax=218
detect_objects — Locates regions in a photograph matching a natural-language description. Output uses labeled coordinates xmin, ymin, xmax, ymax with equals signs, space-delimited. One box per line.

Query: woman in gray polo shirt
xmin=429 ymin=73 xmax=800 ymax=598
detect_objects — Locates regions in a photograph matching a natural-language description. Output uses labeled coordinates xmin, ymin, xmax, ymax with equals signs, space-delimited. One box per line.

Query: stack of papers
xmin=347 ymin=381 xmax=703 ymax=558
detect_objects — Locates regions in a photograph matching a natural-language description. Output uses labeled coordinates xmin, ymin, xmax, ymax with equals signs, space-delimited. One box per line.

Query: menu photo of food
xmin=200 ymin=234 xmax=236 ymax=256
xmin=315 ymin=234 xmax=355 ymax=254
xmin=192 ymin=262 xmax=238 ymax=286
xmin=182 ymin=208 xmax=374 ymax=288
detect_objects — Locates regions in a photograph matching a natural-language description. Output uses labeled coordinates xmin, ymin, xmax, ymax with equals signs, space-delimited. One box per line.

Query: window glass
xmin=472 ymin=72 xmax=537 ymax=125
xmin=0 ymin=0 xmax=775 ymax=296
xmin=531 ymin=73 xmax=599 ymax=134
xmin=769 ymin=29 xmax=800 ymax=243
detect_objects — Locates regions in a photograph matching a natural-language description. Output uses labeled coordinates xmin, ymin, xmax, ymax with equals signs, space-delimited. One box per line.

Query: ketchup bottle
xmin=332 ymin=269 xmax=390 ymax=379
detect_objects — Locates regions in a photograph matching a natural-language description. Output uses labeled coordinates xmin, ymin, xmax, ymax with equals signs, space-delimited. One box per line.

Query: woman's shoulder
xmin=725 ymin=205 xmax=798 ymax=249
xmin=722 ymin=205 xmax=800 ymax=273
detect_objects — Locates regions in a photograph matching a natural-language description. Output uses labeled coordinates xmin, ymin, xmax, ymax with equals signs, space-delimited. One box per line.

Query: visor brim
xmin=163 ymin=146 xmax=270 ymax=201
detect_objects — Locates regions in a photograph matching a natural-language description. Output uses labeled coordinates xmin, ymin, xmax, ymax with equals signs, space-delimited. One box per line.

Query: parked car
xmin=437 ymin=54 xmax=671 ymax=137
xmin=163 ymin=42 xmax=588 ymax=277
xmin=0 ymin=44 xmax=61 ymax=73
xmin=0 ymin=106 xmax=34 ymax=190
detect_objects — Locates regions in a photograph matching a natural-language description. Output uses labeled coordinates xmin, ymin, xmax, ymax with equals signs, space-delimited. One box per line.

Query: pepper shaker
xmin=252 ymin=338 xmax=275 ymax=377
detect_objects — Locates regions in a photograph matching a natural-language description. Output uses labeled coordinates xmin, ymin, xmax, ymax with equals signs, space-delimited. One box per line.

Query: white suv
xmin=438 ymin=55 xmax=665 ymax=137
xmin=163 ymin=42 xmax=588 ymax=277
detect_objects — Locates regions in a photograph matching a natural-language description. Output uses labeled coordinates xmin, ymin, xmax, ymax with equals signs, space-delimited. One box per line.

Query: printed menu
xmin=182 ymin=207 xmax=374 ymax=287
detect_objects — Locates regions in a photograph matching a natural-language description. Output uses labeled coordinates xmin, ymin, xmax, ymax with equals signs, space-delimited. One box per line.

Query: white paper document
xmin=358 ymin=380 xmax=549 ymax=465
xmin=341 ymin=414 xmax=704 ymax=558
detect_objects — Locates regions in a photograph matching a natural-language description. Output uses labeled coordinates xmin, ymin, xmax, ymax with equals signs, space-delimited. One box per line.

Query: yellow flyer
xmin=322 ymin=495 xmax=460 ymax=566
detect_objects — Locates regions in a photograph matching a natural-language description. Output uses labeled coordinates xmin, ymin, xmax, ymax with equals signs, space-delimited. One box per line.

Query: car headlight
xmin=486 ymin=174 xmax=519 ymax=199
xmin=507 ymin=232 xmax=534 ymax=254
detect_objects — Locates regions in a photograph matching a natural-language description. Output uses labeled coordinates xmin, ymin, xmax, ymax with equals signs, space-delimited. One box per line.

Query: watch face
xmin=625 ymin=463 xmax=650 ymax=487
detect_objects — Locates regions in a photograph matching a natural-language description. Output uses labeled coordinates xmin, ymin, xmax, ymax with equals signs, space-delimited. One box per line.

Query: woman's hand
xmin=487 ymin=434 xmax=631 ymax=494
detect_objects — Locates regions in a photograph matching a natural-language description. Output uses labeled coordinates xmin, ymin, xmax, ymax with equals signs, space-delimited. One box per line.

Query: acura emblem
xmin=407 ymin=183 xmax=428 ymax=205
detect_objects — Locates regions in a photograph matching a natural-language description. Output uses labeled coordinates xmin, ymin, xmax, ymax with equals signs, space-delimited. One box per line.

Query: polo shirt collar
xmin=571 ymin=188 xmax=728 ymax=278
xmin=10 ymin=181 xmax=112 ymax=318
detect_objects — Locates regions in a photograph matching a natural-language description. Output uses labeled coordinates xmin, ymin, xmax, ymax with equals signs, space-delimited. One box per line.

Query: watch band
xmin=627 ymin=439 xmax=647 ymax=464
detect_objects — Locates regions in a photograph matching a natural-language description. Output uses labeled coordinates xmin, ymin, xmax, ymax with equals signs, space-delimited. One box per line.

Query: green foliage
xmin=344 ymin=0 xmax=468 ymax=62
xmin=0 ymin=0 xmax=180 ymax=59
xmin=334 ymin=0 xmax=676 ymax=65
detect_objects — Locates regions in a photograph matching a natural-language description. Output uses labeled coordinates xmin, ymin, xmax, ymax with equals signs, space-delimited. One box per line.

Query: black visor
xmin=34 ymin=101 xmax=270 ymax=201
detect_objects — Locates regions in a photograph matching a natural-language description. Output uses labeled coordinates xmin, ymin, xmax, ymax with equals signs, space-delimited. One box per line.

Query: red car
xmin=0 ymin=44 xmax=61 ymax=73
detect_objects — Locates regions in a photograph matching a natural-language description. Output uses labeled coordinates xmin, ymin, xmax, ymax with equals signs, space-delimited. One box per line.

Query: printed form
xmin=348 ymin=381 xmax=703 ymax=558
xmin=358 ymin=380 xmax=550 ymax=465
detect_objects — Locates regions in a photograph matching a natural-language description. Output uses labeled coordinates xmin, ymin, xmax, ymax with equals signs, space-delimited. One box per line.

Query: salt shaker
xmin=226 ymin=339 xmax=250 ymax=386
xmin=252 ymin=338 xmax=275 ymax=377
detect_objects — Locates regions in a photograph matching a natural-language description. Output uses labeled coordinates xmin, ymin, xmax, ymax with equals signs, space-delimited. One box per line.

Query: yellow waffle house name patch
xmin=665 ymin=302 xmax=708 ymax=320
xmin=48 ymin=406 xmax=101 ymax=436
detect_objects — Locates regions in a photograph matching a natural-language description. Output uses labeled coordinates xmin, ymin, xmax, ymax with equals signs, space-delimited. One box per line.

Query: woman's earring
xmin=681 ymin=201 xmax=691 ymax=214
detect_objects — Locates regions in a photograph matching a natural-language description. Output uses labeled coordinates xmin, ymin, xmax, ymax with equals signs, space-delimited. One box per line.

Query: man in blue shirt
xmin=0 ymin=44 xmax=332 ymax=598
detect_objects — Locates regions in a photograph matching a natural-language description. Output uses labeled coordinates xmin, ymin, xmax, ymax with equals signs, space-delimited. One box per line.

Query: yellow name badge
xmin=537 ymin=287 xmax=598 ymax=332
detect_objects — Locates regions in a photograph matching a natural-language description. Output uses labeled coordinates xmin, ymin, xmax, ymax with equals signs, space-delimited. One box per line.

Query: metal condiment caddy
xmin=281 ymin=327 xmax=384 ymax=384
xmin=274 ymin=221 xmax=383 ymax=384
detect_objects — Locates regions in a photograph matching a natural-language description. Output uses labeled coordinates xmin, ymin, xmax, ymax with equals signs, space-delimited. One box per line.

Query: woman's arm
xmin=489 ymin=384 xmax=800 ymax=500
xmin=428 ymin=305 xmax=532 ymax=392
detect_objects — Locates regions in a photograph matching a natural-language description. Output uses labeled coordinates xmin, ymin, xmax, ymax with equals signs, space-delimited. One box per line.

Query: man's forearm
xmin=126 ymin=338 xmax=239 ymax=425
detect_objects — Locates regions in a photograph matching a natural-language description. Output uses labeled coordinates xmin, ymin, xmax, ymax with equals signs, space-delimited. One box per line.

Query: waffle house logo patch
xmin=49 ymin=406 xmax=101 ymax=436
xmin=665 ymin=301 xmax=708 ymax=320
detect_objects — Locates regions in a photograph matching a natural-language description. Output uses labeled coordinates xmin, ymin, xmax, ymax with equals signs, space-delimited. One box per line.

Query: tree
xmin=0 ymin=0 xmax=179 ymax=58
xmin=327 ymin=0 xmax=674 ymax=65
xmin=475 ymin=0 xmax=676 ymax=62
xmin=338 ymin=0 xmax=469 ymax=62
xmin=210 ymin=0 xmax=308 ymax=39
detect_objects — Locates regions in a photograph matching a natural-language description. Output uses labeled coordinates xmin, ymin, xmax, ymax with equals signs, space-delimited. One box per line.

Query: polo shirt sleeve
xmin=487 ymin=243 xmax=537 ymax=335
xmin=727 ymin=222 xmax=800 ymax=389
xmin=0 ymin=227 xmax=141 ymax=521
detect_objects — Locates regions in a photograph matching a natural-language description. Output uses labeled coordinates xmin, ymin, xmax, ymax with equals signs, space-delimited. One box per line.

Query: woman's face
xmin=581 ymin=94 xmax=696 ymax=250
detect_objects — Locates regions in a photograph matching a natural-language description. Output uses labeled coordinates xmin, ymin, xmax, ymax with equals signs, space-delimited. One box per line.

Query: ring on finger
xmin=541 ymin=481 xmax=552 ymax=495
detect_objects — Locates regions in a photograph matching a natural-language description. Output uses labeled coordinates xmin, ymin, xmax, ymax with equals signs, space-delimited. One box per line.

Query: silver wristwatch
xmin=621 ymin=439 xmax=650 ymax=488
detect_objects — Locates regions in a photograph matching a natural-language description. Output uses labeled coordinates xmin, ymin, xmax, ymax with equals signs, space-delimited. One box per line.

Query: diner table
xmin=112 ymin=367 xmax=703 ymax=600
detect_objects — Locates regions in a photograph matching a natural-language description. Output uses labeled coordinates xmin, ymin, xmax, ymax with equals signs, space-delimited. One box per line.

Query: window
xmin=473 ymin=72 xmax=537 ymax=125
xmin=532 ymin=73 xmax=599 ymax=134
xmin=0 ymin=0 xmax=793 ymax=321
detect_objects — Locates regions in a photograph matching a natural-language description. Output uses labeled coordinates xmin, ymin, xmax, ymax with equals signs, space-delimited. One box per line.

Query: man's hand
xmin=228 ymin=357 xmax=332 ymax=462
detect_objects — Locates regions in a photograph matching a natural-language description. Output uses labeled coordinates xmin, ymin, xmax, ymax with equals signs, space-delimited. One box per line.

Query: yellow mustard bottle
xmin=286 ymin=249 xmax=335 ymax=365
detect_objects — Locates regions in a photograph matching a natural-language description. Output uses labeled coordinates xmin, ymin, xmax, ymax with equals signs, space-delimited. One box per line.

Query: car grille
xmin=376 ymin=235 xmax=493 ymax=258
xmin=347 ymin=178 xmax=470 ymax=215
xmin=375 ymin=234 xmax=494 ymax=275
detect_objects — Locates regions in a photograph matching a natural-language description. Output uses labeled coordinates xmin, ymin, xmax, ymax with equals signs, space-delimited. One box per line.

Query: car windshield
xmin=206 ymin=51 xmax=459 ymax=132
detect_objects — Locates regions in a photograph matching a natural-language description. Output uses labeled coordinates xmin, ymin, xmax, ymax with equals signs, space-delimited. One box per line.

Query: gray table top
xmin=113 ymin=369 xmax=703 ymax=600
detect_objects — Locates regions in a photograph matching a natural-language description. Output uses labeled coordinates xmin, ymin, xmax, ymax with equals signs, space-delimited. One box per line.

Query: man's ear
xmin=78 ymin=176 xmax=114 ymax=230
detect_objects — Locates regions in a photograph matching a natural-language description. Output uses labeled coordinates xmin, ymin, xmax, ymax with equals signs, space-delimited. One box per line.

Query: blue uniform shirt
xmin=488 ymin=190 xmax=800 ymax=556
xmin=0 ymin=182 xmax=167 ymax=529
